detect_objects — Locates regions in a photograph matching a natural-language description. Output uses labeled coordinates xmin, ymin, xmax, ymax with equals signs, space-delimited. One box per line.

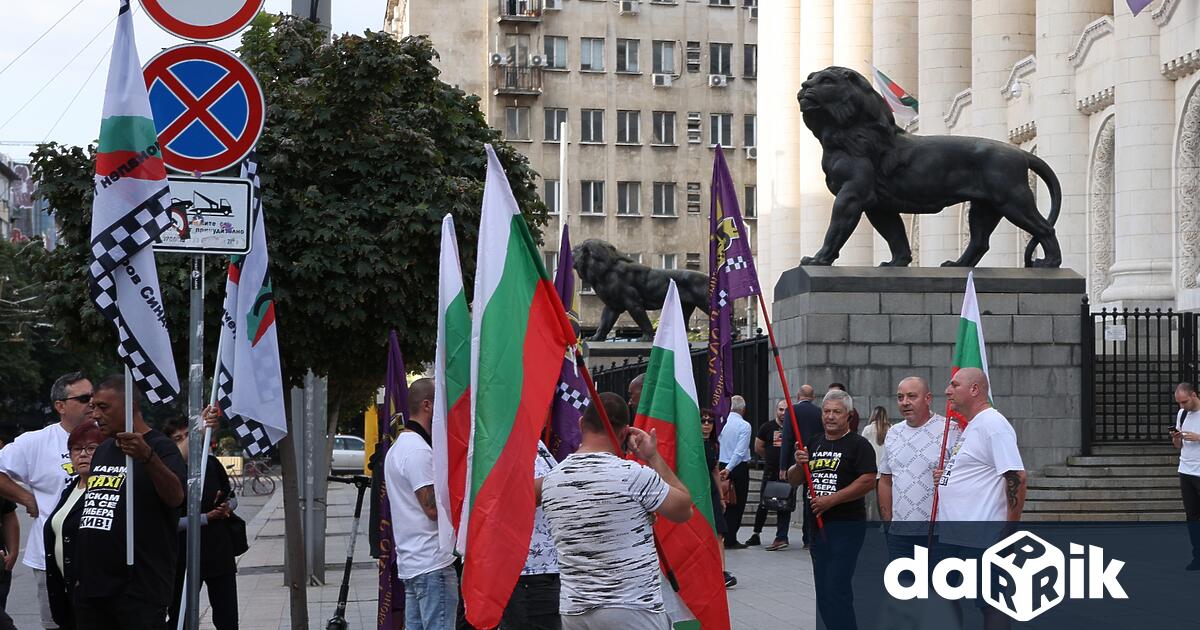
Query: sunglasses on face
xmin=700 ymin=418 xmax=714 ymax=425
xmin=60 ymin=394 xmax=93 ymax=404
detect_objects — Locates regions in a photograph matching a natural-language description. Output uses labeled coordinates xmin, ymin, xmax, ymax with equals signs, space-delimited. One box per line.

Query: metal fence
xmin=591 ymin=335 xmax=772 ymax=431
xmin=1081 ymin=297 xmax=1199 ymax=453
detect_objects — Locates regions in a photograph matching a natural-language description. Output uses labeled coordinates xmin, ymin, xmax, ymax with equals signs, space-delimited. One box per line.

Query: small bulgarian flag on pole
xmin=871 ymin=64 xmax=919 ymax=126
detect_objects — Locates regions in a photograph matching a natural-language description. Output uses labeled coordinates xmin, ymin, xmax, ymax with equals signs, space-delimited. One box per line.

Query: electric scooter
xmin=326 ymin=474 xmax=371 ymax=630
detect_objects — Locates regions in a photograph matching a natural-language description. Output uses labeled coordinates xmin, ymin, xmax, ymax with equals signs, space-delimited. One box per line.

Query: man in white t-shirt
xmin=538 ymin=392 xmax=694 ymax=630
xmin=384 ymin=378 xmax=457 ymax=630
xmin=0 ymin=372 xmax=91 ymax=630
xmin=1170 ymin=382 xmax=1200 ymax=571
xmin=879 ymin=376 xmax=960 ymax=559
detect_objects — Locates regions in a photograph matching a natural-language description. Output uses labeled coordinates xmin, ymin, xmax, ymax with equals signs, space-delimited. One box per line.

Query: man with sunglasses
xmin=0 ymin=371 xmax=93 ymax=629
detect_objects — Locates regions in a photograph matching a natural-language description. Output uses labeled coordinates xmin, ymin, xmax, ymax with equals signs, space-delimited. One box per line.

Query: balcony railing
xmin=498 ymin=0 xmax=543 ymax=22
xmin=494 ymin=65 xmax=543 ymax=96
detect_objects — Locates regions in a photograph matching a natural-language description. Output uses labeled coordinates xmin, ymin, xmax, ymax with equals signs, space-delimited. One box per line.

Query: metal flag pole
xmin=124 ymin=363 xmax=134 ymax=566
xmin=185 ymin=254 xmax=205 ymax=629
xmin=559 ymin=120 xmax=569 ymax=241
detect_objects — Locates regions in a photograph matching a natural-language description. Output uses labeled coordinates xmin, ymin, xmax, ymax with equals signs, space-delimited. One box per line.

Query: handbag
xmin=227 ymin=512 xmax=249 ymax=556
xmin=761 ymin=480 xmax=797 ymax=512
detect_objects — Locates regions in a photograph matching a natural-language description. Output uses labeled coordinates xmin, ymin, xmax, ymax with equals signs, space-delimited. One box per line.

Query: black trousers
xmin=168 ymin=570 xmax=240 ymax=630
xmin=1182 ymin=473 xmax=1200 ymax=561
xmin=810 ymin=522 xmax=866 ymax=630
xmin=76 ymin=594 xmax=169 ymax=630
xmin=723 ymin=463 xmax=751 ymax=542
xmin=499 ymin=573 xmax=560 ymax=630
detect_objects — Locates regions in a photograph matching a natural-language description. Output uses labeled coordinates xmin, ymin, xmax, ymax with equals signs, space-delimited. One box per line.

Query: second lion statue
xmin=797 ymin=66 xmax=1062 ymax=268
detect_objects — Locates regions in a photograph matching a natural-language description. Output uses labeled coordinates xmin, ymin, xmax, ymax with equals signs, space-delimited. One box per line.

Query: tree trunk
xmin=280 ymin=395 xmax=309 ymax=629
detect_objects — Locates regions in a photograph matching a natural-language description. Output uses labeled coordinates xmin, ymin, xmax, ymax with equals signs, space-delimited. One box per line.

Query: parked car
xmin=331 ymin=434 xmax=366 ymax=472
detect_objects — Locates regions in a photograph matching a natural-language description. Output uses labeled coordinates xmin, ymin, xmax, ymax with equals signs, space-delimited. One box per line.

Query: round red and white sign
xmin=139 ymin=0 xmax=266 ymax=42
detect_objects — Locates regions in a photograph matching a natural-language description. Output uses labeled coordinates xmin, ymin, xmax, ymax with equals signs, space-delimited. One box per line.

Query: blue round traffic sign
xmin=143 ymin=44 xmax=265 ymax=174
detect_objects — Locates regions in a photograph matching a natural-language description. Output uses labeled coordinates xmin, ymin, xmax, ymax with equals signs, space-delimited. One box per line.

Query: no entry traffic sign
xmin=143 ymin=44 xmax=265 ymax=175
xmin=140 ymin=0 xmax=266 ymax=42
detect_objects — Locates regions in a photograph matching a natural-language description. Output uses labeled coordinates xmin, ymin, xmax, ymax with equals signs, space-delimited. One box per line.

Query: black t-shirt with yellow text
xmin=806 ymin=432 xmax=877 ymax=521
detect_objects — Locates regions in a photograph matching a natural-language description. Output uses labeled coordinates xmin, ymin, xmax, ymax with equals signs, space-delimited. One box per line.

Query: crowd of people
xmin=0 ymin=372 xmax=240 ymax=630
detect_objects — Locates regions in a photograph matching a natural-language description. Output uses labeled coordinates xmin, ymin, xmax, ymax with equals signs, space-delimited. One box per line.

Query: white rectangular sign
xmin=1104 ymin=324 xmax=1127 ymax=342
xmin=154 ymin=176 xmax=253 ymax=255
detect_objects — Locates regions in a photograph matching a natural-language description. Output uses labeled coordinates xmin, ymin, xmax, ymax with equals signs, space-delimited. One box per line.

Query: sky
xmin=0 ymin=0 xmax=388 ymax=163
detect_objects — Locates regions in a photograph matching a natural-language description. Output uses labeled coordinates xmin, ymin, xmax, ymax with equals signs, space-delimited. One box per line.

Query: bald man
xmin=628 ymin=374 xmax=645 ymax=417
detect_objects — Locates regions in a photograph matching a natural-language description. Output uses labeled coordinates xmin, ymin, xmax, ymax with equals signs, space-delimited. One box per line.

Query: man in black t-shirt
xmin=747 ymin=399 xmax=793 ymax=550
xmin=788 ymin=389 xmax=875 ymax=630
xmin=72 ymin=375 xmax=186 ymax=629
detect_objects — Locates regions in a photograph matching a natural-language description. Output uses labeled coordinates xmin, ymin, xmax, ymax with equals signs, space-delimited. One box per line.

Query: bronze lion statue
xmin=573 ymin=239 xmax=708 ymax=341
xmin=797 ymin=66 xmax=1061 ymax=267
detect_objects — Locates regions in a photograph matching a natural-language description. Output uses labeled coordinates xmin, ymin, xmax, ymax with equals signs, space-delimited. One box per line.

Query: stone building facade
xmin=758 ymin=0 xmax=1200 ymax=312
xmin=386 ymin=0 xmax=759 ymax=335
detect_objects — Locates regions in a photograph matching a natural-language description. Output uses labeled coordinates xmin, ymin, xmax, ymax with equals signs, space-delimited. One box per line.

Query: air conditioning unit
xmin=652 ymin=73 xmax=673 ymax=87
xmin=748 ymin=6 xmax=758 ymax=20
xmin=745 ymin=146 xmax=757 ymax=160
xmin=530 ymin=54 xmax=546 ymax=67
xmin=489 ymin=52 xmax=506 ymax=66
xmin=708 ymin=74 xmax=729 ymax=88
xmin=619 ymin=0 xmax=640 ymax=14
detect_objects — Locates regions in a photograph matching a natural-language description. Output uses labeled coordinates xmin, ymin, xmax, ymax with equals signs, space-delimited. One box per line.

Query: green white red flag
xmin=432 ymin=214 xmax=471 ymax=556
xmin=947 ymin=271 xmax=990 ymax=428
xmin=635 ymin=280 xmax=730 ymax=630
xmin=872 ymin=64 xmax=919 ymax=126
xmin=460 ymin=146 xmax=577 ymax=629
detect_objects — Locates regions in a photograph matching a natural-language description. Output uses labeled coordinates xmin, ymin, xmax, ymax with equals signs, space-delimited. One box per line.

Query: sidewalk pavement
xmin=8 ymin=479 xmax=818 ymax=628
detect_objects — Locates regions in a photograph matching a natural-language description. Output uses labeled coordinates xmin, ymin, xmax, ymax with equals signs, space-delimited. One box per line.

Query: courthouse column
xmin=833 ymin=0 xmax=876 ymax=266
xmin=917 ymin=0 xmax=972 ymax=266
xmin=1101 ymin=0 xmax=1175 ymax=303
xmin=1034 ymin=0 xmax=1111 ymax=275
xmin=871 ymin=0 xmax=918 ymax=264
xmin=797 ymin=0 xmax=836 ymax=263
xmin=758 ymin=0 xmax=804 ymax=313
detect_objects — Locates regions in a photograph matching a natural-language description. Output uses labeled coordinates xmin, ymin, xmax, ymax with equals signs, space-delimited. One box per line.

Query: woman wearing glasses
xmin=43 ymin=420 xmax=107 ymax=630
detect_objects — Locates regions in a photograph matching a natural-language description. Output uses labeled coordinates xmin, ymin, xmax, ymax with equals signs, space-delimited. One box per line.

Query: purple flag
xmin=547 ymin=226 xmax=586 ymax=460
xmin=1128 ymin=0 xmax=1153 ymax=16
xmin=707 ymin=147 xmax=760 ymax=434
xmin=377 ymin=330 xmax=407 ymax=628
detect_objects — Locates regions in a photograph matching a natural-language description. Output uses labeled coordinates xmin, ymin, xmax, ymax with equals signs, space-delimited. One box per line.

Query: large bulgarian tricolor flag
xmin=872 ymin=64 xmax=919 ymax=126
xmin=431 ymin=214 xmax=471 ymax=556
xmin=947 ymin=270 xmax=990 ymax=428
xmin=635 ymin=281 xmax=730 ymax=630
xmin=460 ymin=146 xmax=576 ymax=629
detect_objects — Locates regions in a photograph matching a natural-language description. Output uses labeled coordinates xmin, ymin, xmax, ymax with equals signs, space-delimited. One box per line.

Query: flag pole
xmin=124 ymin=364 xmax=134 ymax=566
xmin=754 ymin=297 xmax=824 ymax=530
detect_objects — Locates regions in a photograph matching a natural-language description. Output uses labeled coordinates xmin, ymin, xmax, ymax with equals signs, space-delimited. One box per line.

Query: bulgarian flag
xmin=635 ymin=280 xmax=730 ymax=630
xmin=460 ymin=146 xmax=576 ymax=629
xmin=872 ymin=64 xmax=919 ymax=126
xmin=432 ymin=214 xmax=471 ymax=556
xmin=947 ymin=270 xmax=990 ymax=428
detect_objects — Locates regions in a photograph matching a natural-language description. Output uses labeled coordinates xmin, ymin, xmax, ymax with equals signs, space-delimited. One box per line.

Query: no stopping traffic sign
xmin=140 ymin=0 xmax=266 ymax=42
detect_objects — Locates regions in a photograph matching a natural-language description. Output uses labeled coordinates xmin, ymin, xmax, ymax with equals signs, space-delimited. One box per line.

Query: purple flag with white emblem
xmin=707 ymin=147 xmax=760 ymax=434
xmin=376 ymin=330 xmax=407 ymax=628
xmin=547 ymin=226 xmax=586 ymax=461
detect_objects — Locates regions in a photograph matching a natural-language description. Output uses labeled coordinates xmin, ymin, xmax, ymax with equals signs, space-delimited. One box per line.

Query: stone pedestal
xmin=772 ymin=266 xmax=1085 ymax=473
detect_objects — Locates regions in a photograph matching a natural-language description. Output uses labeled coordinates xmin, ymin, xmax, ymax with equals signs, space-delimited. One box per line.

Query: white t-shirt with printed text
xmin=384 ymin=431 xmax=455 ymax=580
xmin=1177 ymin=409 xmax=1200 ymax=477
xmin=0 ymin=423 xmax=73 ymax=570
xmin=879 ymin=413 xmax=958 ymax=536
xmin=936 ymin=408 xmax=1024 ymax=535
xmin=523 ymin=442 xmax=559 ymax=576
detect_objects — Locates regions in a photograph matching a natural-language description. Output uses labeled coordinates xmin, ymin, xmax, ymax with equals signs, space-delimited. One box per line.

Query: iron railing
xmin=493 ymin=65 xmax=543 ymax=95
xmin=1081 ymin=297 xmax=1199 ymax=453
xmin=498 ymin=0 xmax=543 ymax=19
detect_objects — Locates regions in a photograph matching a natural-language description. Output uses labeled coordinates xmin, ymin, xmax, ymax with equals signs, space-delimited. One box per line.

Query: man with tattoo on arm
xmin=385 ymin=378 xmax=458 ymax=630
xmin=933 ymin=367 xmax=1026 ymax=630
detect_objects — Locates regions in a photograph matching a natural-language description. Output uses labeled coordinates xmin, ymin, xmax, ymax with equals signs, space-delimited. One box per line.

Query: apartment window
xmin=544 ymin=179 xmax=560 ymax=214
xmin=581 ymin=180 xmax=605 ymax=214
xmin=686 ymin=111 xmax=702 ymax=144
xmin=660 ymin=253 xmax=678 ymax=269
xmin=743 ymin=44 xmax=757 ymax=78
xmin=628 ymin=252 xmax=644 ymax=264
xmin=505 ymin=106 xmax=530 ymax=141
xmin=543 ymin=251 xmax=558 ymax=272
xmin=653 ymin=182 xmax=676 ymax=216
xmin=616 ymin=39 xmax=640 ymax=73
xmin=581 ymin=109 xmax=604 ymax=143
xmin=581 ymin=37 xmax=605 ymax=71
xmin=709 ymin=0 xmax=733 ymax=5
xmin=617 ymin=110 xmax=641 ymax=144
xmin=544 ymin=36 xmax=567 ymax=69
xmin=685 ymin=252 xmax=702 ymax=270
xmin=685 ymin=41 xmax=701 ymax=73
xmin=687 ymin=182 xmax=701 ymax=214
xmin=652 ymin=41 xmax=675 ymax=75
xmin=544 ymin=108 xmax=568 ymax=141
xmin=744 ymin=114 xmax=757 ymax=147
xmin=505 ymin=33 xmax=530 ymax=65
xmin=617 ymin=181 xmax=641 ymax=215
xmin=709 ymin=113 xmax=733 ymax=147
xmin=709 ymin=43 xmax=732 ymax=76
xmin=652 ymin=111 xmax=676 ymax=145
xmin=744 ymin=185 xmax=757 ymax=218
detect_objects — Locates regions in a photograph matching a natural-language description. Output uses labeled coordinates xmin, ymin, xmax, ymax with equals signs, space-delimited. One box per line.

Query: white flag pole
xmin=559 ymin=120 xmax=569 ymax=240
xmin=124 ymin=364 xmax=134 ymax=566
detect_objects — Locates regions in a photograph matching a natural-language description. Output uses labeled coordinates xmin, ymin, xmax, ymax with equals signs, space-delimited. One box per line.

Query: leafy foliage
xmin=28 ymin=15 xmax=546 ymax=419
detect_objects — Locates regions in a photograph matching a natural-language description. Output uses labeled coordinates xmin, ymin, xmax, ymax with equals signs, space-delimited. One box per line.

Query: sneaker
xmin=724 ymin=540 xmax=748 ymax=550
xmin=1187 ymin=560 xmax=1200 ymax=571
xmin=745 ymin=533 xmax=762 ymax=546
xmin=765 ymin=540 xmax=789 ymax=551
xmin=724 ymin=571 xmax=738 ymax=588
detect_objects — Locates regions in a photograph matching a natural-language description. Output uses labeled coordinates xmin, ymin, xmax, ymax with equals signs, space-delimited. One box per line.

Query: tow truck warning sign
xmin=154 ymin=175 xmax=253 ymax=255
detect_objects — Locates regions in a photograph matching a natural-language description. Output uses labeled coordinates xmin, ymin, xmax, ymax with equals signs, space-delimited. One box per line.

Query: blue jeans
xmin=810 ymin=521 xmax=865 ymax=630
xmin=403 ymin=564 xmax=459 ymax=630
